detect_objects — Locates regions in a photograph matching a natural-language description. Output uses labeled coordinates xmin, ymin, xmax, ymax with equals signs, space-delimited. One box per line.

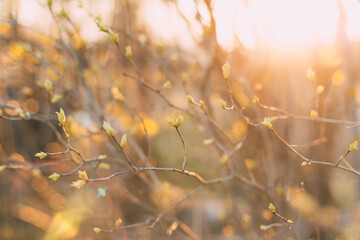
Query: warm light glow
xmin=10 ymin=0 xmax=360 ymax=51
xmin=233 ymin=0 xmax=340 ymax=50
xmin=138 ymin=0 xmax=203 ymax=49
xmin=140 ymin=0 xmax=360 ymax=51
xmin=214 ymin=0 xmax=360 ymax=51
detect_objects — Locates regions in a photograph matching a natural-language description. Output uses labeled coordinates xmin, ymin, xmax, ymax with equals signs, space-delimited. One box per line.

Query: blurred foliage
xmin=1 ymin=0 xmax=360 ymax=240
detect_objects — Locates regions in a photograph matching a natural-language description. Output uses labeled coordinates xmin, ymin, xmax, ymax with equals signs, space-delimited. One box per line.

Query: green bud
xmin=163 ymin=80 xmax=171 ymax=89
xmin=48 ymin=172 xmax=60 ymax=181
xmin=98 ymin=155 xmax=107 ymax=160
xmin=120 ymin=134 xmax=127 ymax=149
xmin=58 ymin=8 xmax=68 ymax=18
xmin=47 ymin=0 xmax=53 ymax=8
xmin=268 ymin=203 xmax=276 ymax=213
xmin=108 ymin=30 xmax=118 ymax=43
xmin=35 ymin=151 xmax=48 ymax=159
xmin=186 ymin=95 xmax=194 ymax=104
xmin=175 ymin=114 xmax=183 ymax=127
xmin=125 ymin=45 xmax=132 ymax=58
xmin=182 ymin=73 xmax=189 ymax=83
xmin=103 ymin=121 xmax=115 ymax=137
xmin=51 ymin=94 xmax=62 ymax=104
xmin=98 ymin=163 xmax=110 ymax=170
xmin=56 ymin=108 xmax=66 ymax=126
xmin=350 ymin=141 xmax=359 ymax=152
xmin=260 ymin=225 xmax=268 ymax=231
xmin=219 ymin=99 xmax=227 ymax=109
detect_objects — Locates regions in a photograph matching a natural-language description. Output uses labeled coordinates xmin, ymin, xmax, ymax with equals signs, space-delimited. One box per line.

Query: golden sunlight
xmin=12 ymin=0 xmax=360 ymax=51
xmin=140 ymin=0 xmax=360 ymax=51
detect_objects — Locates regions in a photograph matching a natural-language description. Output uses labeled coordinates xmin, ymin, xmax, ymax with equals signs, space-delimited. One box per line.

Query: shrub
xmin=0 ymin=1 xmax=360 ymax=239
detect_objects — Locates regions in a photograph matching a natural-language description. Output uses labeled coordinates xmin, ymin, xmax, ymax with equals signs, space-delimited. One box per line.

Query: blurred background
xmin=1 ymin=0 xmax=360 ymax=239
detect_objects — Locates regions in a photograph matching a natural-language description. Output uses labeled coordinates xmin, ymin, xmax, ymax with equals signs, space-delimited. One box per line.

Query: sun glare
xmin=140 ymin=0 xmax=360 ymax=52
xmin=9 ymin=0 xmax=360 ymax=51
xmin=215 ymin=0 xmax=360 ymax=51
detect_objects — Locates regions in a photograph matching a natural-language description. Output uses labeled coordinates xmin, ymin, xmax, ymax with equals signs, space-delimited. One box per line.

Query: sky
xmin=2 ymin=0 xmax=360 ymax=52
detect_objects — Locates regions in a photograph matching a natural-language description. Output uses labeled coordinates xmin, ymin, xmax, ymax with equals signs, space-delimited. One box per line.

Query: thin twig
xmin=112 ymin=136 xmax=136 ymax=169
xmin=175 ymin=127 xmax=187 ymax=172
xmin=88 ymin=167 xmax=206 ymax=184
xmin=270 ymin=127 xmax=360 ymax=176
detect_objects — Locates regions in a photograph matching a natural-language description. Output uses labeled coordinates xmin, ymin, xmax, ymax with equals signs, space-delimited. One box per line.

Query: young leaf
xmin=70 ymin=180 xmax=86 ymax=189
xmin=268 ymin=203 xmax=276 ymax=213
xmin=350 ymin=141 xmax=359 ymax=152
xmin=48 ymin=172 xmax=60 ymax=181
xmin=35 ymin=151 xmax=48 ymax=159
xmin=182 ymin=73 xmax=189 ymax=83
xmin=186 ymin=95 xmax=194 ymax=104
xmin=219 ymin=99 xmax=227 ymax=109
xmin=97 ymin=155 xmax=107 ymax=160
xmin=261 ymin=117 xmax=273 ymax=130
xmin=103 ymin=121 xmax=115 ymax=137
xmin=51 ymin=94 xmax=62 ymax=104
xmin=56 ymin=108 xmax=66 ymax=126
xmin=163 ymin=80 xmax=171 ymax=89
xmin=115 ymin=218 xmax=122 ymax=228
xmin=125 ymin=45 xmax=132 ymax=58
xmin=78 ymin=170 xmax=88 ymax=181
xmin=120 ymin=134 xmax=127 ymax=149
